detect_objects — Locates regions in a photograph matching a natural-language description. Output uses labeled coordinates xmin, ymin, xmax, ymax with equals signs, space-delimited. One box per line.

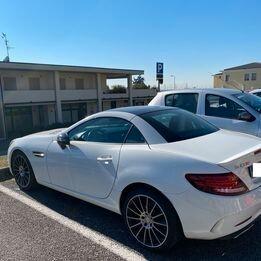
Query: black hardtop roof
xmin=110 ymin=106 xmax=175 ymax=115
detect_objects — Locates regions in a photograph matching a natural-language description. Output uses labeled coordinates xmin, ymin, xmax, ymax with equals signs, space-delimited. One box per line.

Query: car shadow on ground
xmin=9 ymin=182 xmax=261 ymax=260
xmin=0 ymin=169 xmax=12 ymax=182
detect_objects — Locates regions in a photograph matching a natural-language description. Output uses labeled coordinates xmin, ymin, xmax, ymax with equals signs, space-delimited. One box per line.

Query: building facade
xmin=0 ymin=62 xmax=156 ymax=140
xmin=213 ymin=62 xmax=261 ymax=90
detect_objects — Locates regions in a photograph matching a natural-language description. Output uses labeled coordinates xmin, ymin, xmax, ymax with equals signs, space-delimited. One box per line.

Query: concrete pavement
xmin=0 ymin=176 xmax=260 ymax=260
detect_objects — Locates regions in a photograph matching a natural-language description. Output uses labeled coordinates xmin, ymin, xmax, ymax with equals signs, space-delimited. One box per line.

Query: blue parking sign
xmin=156 ymin=62 xmax=163 ymax=84
xmin=157 ymin=62 xmax=163 ymax=74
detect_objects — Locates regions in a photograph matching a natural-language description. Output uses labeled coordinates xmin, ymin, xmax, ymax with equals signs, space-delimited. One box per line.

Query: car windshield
xmin=140 ymin=109 xmax=219 ymax=143
xmin=233 ymin=92 xmax=261 ymax=113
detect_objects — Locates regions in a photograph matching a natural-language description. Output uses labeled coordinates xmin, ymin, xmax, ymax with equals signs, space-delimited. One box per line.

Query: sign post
xmin=156 ymin=62 xmax=163 ymax=91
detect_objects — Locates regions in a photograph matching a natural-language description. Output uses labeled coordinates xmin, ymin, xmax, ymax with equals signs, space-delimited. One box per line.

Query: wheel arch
xmin=119 ymin=182 xmax=185 ymax=237
xmin=119 ymin=183 xmax=178 ymax=217
xmin=10 ymin=148 xmax=28 ymax=163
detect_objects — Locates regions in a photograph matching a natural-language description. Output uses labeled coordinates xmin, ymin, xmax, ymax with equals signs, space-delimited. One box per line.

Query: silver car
xmin=149 ymin=88 xmax=261 ymax=137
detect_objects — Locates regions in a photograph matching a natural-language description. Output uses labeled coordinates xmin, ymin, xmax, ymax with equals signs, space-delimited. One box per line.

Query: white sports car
xmin=8 ymin=106 xmax=261 ymax=251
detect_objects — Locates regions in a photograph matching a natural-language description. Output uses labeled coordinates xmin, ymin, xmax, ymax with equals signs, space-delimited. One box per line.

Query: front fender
xmin=8 ymin=136 xmax=53 ymax=183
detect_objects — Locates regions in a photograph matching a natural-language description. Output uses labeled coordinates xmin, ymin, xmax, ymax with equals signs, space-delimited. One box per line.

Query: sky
xmin=0 ymin=0 xmax=260 ymax=89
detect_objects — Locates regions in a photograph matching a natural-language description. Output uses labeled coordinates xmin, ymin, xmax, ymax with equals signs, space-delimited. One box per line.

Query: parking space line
xmin=0 ymin=184 xmax=145 ymax=261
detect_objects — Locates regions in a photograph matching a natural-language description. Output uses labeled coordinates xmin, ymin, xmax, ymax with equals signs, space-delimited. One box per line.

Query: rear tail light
xmin=185 ymin=172 xmax=249 ymax=196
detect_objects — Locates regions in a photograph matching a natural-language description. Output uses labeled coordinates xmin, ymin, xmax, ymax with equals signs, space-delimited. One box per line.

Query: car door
xmin=46 ymin=139 xmax=73 ymax=190
xmin=66 ymin=117 xmax=132 ymax=198
xmin=203 ymin=93 xmax=258 ymax=135
xmin=165 ymin=92 xmax=200 ymax=114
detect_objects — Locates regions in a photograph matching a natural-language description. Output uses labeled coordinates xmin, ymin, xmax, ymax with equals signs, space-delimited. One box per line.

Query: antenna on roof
xmin=1 ymin=33 xmax=13 ymax=62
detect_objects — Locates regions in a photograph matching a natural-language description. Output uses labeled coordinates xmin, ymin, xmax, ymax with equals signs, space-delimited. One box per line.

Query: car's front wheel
xmin=11 ymin=151 xmax=38 ymax=191
xmin=122 ymin=188 xmax=182 ymax=251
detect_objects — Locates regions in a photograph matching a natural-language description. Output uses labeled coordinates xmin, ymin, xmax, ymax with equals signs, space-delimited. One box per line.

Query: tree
xmin=109 ymin=85 xmax=126 ymax=93
xmin=132 ymin=75 xmax=149 ymax=89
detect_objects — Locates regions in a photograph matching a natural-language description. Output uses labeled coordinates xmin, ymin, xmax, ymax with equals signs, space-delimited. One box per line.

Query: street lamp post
xmin=170 ymin=75 xmax=176 ymax=89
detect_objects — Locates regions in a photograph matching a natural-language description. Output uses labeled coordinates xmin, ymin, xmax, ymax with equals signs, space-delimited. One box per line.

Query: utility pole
xmin=170 ymin=75 xmax=176 ymax=89
xmin=1 ymin=33 xmax=11 ymax=62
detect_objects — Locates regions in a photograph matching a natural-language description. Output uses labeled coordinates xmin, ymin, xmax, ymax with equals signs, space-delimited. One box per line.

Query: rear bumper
xmin=220 ymin=214 xmax=260 ymax=240
xmin=167 ymin=186 xmax=261 ymax=240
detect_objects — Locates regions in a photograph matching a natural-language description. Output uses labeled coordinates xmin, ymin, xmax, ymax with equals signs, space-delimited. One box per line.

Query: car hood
xmin=24 ymin=128 xmax=66 ymax=138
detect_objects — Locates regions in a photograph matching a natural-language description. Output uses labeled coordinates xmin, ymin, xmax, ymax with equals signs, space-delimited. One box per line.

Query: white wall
xmin=59 ymin=72 xmax=97 ymax=90
xmin=60 ymin=89 xmax=97 ymax=101
xmin=3 ymin=90 xmax=56 ymax=104
xmin=0 ymin=70 xmax=55 ymax=90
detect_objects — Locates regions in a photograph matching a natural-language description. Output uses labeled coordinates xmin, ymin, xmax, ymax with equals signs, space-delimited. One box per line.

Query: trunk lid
xmin=219 ymin=148 xmax=261 ymax=190
xmin=151 ymin=129 xmax=261 ymax=190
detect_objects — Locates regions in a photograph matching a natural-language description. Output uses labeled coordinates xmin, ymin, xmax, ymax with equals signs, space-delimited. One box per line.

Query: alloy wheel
xmin=126 ymin=194 xmax=169 ymax=248
xmin=12 ymin=154 xmax=31 ymax=188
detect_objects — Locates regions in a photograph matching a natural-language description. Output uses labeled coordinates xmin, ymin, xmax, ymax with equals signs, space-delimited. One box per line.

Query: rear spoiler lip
xmin=219 ymin=144 xmax=261 ymax=164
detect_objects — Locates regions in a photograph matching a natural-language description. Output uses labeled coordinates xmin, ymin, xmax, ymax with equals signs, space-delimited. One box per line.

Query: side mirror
xmin=238 ymin=111 xmax=255 ymax=122
xmin=57 ymin=133 xmax=70 ymax=149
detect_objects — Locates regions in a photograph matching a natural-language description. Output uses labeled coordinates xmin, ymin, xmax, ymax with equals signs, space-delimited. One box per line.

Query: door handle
xmin=97 ymin=155 xmax=113 ymax=161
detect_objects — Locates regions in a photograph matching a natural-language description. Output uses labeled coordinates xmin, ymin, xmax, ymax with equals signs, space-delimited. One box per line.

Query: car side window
xmin=165 ymin=93 xmax=199 ymax=113
xmin=125 ymin=126 xmax=146 ymax=144
xmin=205 ymin=94 xmax=249 ymax=120
xmin=165 ymin=94 xmax=174 ymax=106
xmin=68 ymin=117 xmax=132 ymax=143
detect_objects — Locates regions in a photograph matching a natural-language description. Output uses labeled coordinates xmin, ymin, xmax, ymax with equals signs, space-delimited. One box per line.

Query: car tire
xmin=122 ymin=187 xmax=183 ymax=251
xmin=11 ymin=150 xmax=38 ymax=191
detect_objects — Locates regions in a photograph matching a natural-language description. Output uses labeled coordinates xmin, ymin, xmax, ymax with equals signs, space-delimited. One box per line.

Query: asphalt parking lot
xmin=0 ymin=175 xmax=260 ymax=261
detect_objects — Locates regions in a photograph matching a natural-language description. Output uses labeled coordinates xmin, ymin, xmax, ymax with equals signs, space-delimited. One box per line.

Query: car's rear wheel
xmin=11 ymin=151 xmax=38 ymax=191
xmin=122 ymin=188 xmax=182 ymax=251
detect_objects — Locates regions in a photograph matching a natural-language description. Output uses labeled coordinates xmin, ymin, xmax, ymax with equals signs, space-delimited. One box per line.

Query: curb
xmin=0 ymin=167 xmax=13 ymax=181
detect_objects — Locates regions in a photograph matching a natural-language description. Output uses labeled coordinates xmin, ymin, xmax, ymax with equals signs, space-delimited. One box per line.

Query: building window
xmin=251 ymin=73 xmax=257 ymax=81
xmin=60 ymin=78 xmax=66 ymax=90
xmin=244 ymin=73 xmax=250 ymax=81
xmin=225 ymin=75 xmax=230 ymax=82
xmin=75 ymin=78 xmax=84 ymax=90
xmin=111 ymin=101 xmax=117 ymax=109
xmin=62 ymin=103 xmax=87 ymax=124
xmin=3 ymin=77 xmax=17 ymax=90
xmin=5 ymin=106 xmax=33 ymax=138
xmin=29 ymin=77 xmax=41 ymax=90
xmin=134 ymin=100 xmax=145 ymax=106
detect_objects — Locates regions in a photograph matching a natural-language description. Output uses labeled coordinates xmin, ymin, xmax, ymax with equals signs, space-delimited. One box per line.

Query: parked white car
xmin=250 ymin=89 xmax=261 ymax=98
xmin=149 ymin=88 xmax=261 ymax=137
xmin=8 ymin=106 xmax=261 ymax=251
